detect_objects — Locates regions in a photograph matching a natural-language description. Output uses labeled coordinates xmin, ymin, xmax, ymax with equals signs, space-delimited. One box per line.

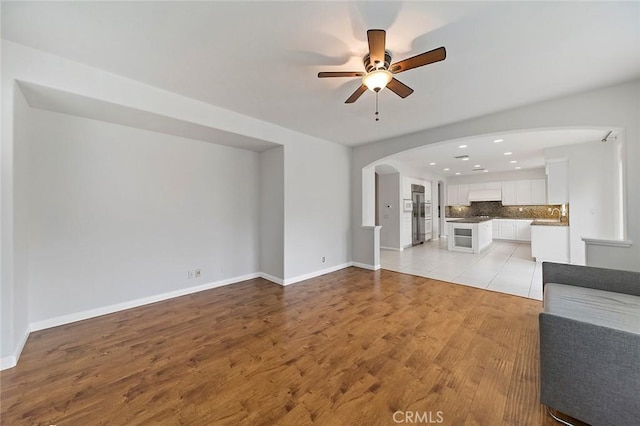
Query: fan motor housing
xmin=363 ymin=51 xmax=392 ymax=72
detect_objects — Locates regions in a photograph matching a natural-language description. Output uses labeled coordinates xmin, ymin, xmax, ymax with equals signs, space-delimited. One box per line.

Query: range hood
xmin=468 ymin=189 xmax=502 ymax=202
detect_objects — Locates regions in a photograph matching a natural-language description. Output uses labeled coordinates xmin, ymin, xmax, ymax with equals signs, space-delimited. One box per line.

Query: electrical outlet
xmin=188 ymin=270 xmax=194 ymax=279
xmin=548 ymin=208 xmax=552 ymax=212
xmin=519 ymin=207 xmax=523 ymax=212
xmin=195 ymin=269 xmax=201 ymax=278
xmin=322 ymin=256 xmax=326 ymax=263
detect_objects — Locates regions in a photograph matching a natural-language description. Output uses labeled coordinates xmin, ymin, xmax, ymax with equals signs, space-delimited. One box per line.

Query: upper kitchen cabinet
xmin=447 ymin=184 xmax=470 ymax=206
xmin=516 ymin=180 xmax=532 ymax=204
xmin=546 ymin=160 xmax=569 ymax=204
xmin=502 ymin=179 xmax=547 ymax=205
xmin=531 ymin=179 xmax=547 ymax=204
xmin=502 ymin=181 xmax=517 ymax=205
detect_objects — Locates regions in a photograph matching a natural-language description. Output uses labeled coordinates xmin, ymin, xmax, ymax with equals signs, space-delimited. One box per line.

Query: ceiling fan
xmin=318 ymin=29 xmax=446 ymax=117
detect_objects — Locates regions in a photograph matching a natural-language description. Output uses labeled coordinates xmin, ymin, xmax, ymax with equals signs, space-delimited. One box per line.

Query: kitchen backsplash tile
xmin=446 ymin=201 xmax=569 ymax=221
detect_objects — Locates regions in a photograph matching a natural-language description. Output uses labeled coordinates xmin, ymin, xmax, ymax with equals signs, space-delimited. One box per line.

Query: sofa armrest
xmin=542 ymin=262 xmax=640 ymax=296
xmin=539 ymin=313 xmax=640 ymax=425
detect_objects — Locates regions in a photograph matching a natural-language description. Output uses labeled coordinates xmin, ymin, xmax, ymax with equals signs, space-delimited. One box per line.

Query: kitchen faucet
xmin=551 ymin=208 xmax=562 ymax=220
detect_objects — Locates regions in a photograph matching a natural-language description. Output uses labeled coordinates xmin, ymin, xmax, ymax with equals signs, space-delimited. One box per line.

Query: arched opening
xmin=359 ymin=126 xmax=626 ymax=270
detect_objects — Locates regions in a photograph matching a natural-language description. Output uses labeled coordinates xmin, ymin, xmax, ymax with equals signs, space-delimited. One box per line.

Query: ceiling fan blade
xmin=386 ymin=78 xmax=414 ymax=98
xmin=367 ymin=29 xmax=386 ymax=67
xmin=390 ymin=46 xmax=446 ymax=74
xmin=345 ymin=85 xmax=367 ymax=104
xmin=318 ymin=71 xmax=365 ymax=78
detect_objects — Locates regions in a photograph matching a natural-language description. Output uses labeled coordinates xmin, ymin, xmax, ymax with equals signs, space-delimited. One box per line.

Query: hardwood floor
xmin=1 ymin=268 xmax=565 ymax=425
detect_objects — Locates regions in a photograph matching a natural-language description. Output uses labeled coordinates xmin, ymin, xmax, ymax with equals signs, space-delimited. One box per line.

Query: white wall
xmin=27 ymin=109 xmax=261 ymax=323
xmin=377 ymin=173 xmax=401 ymax=250
xmin=259 ymin=146 xmax=284 ymax=280
xmin=2 ymin=41 xmax=354 ymax=366
xmin=352 ymin=79 xmax=640 ymax=271
xmin=545 ymin=141 xmax=618 ymax=265
xmin=0 ymin=84 xmax=31 ymax=364
xmin=283 ymin=140 xmax=351 ymax=281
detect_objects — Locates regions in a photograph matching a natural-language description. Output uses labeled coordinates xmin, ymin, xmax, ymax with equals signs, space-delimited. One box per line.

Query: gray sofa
xmin=539 ymin=262 xmax=640 ymax=425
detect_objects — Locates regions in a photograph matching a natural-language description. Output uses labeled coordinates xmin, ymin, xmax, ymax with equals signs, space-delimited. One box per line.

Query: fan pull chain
xmin=375 ymin=91 xmax=380 ymax=122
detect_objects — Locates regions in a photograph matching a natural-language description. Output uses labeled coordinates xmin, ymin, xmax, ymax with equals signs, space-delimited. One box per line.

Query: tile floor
xmin=380 ymin=238 xmax=543 ymax=300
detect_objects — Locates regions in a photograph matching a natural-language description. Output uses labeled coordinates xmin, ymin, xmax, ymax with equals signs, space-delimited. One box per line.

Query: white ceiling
xmin=2 ymin=1 xmax=639 ymax=147
xmin=387 ymin=128 xmax=611 ymax=177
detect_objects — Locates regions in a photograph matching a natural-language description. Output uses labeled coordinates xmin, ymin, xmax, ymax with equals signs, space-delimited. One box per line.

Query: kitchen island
xmin=531 ymin=219 xmax=570 ymax=263
xmin=447 ymin=217 xmax=493 ymax=253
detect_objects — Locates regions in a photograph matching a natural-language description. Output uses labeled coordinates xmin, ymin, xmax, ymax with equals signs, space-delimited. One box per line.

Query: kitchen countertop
xmin=447 ymin=217 xmax=494 ymax=224
xmin=531 ymin=220 xmax=569 ymax=226
xmin=447 ymin=217 xmax=569 ymax=226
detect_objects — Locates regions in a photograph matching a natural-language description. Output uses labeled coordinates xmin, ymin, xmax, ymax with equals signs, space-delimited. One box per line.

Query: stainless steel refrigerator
xmin=412 ymin=185 xmax=426 ymax=246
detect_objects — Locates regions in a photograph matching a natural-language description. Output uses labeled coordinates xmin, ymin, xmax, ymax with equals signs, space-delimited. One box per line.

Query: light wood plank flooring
xmin=1 ymin=268 xmax=565 ymax=425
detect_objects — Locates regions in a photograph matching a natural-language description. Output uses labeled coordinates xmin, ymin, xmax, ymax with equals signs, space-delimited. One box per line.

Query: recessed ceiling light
xmin=474 ymin=164 xmax=481 ymax=167
xmin=493 ymin=139 xmax=503 ymax=143
xmin=429 ymin=162 xmax=436 ymax=166
xmin=462 ymin=158 xmax=469 ymax=161
xmin=455 ymin=172 xmax=461 ymax=175
xmin=504 ymin=152 xmax=512 ymax=156
xmin=459 ymin=144 xmax=467 ymax=148
xmin=515 ymin=166 xmax=521 ymax=170
xmin=510 ymin=160 xmax=518 ymax=164
xmin=483 ymin=170 xmax=489 ymax=173
xmin=444 ymin=168 xmax=450 ymax=171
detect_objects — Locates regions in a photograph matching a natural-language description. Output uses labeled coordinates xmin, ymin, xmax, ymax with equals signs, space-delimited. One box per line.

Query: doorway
xmin=438 ymin=180 xmax=445 ymax=238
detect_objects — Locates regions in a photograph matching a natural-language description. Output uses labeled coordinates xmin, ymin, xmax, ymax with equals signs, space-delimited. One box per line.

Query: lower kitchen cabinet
xmin=494 ymin=219 xmax=532 ymax=242
xmin=531 ymin=225 xmax=569 ymax=263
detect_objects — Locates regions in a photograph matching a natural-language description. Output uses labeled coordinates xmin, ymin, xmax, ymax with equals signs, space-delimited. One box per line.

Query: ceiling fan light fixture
xmin=362 ymin=69 xmax=392 ymax=92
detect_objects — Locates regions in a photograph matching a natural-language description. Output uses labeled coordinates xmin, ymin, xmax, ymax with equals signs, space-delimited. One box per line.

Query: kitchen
xmin=376 ymin=128 xmax=625 ymax=299
xmin=446 ymin=178 xmax=569 ymax=263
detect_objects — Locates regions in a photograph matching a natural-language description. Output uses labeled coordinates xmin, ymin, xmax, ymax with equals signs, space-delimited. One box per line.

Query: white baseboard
xmin=0 ymin=355 xmax=16 ymax=371
xmin=259 ymin=272 xmax=284 ymax=286
xmin=0 ymin=327 xmax=31 ymax=370
xmin=352 ymin=262 xmax=381 ymax=271
xmin=380 ymin=246 xmax=403 ymax=251
xmin=29 ymin=272 xmax=261 ymax=332
xmin=283 ymin=262 xmax=352 ymax=286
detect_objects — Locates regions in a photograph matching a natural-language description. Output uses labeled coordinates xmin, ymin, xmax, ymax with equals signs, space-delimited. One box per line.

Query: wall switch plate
xmin=322 ymin=256 xmax=326 ymax=263
xmin=195 ymin=269 xmax=201 ymax=278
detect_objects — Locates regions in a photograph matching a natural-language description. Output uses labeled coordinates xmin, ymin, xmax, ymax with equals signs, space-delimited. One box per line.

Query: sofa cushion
xmin=544 ymin=283 xmax=640 ymax=334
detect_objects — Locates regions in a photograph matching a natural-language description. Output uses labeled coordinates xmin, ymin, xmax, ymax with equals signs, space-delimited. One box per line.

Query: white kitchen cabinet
xmin=424 ymin=182 xmax=432 ymax=203
xmin=485 ymin=181 xmax=502 ymax=190
xmin=446 ymin=184 xmax=469 ymax=206
xmin=502 ymin=179 xmax=547 ymax=205
xmin=500 ymin=221 xmax=517 ymax=239
xmin=546 ymin=160 xmax=569 ymax=204
xmin=448 ymin=220 xmax=492 ymax=253
xmin=531 ymin=225 xmax=569 ymax=263
xmin=458 ymin=184 xmax=469 ymax=205
xmin=492 ymin=219 xmax=502 ymax=239
xmin=469 ymin=183 xmax=484 ymax=192
xmin=501 ymin=181 xmax=517 ymax=205
xmin=447 ymin=184 xmax=458 ymax=206
xmin=516 ymin=180 xmax=532 ymax=204
xmin=531 ymin=179 xmax=547 ymax=204
xmin=516 ymin=220 xmax=533 ymax=241
xmin=424 ymin=218 xmax=432 ymax=241
xmin=478 ymin=220 xmax=492 ymax=251
xmin=493 ymin=219 xmax=532 ymax=241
